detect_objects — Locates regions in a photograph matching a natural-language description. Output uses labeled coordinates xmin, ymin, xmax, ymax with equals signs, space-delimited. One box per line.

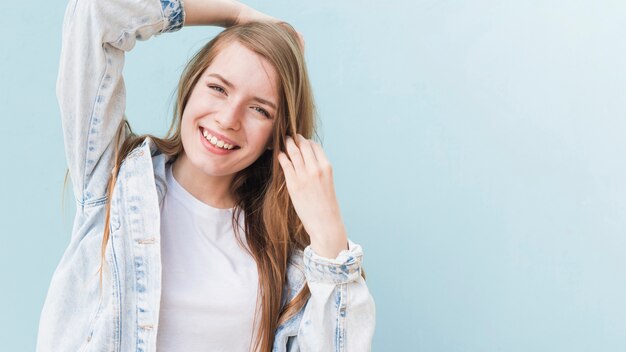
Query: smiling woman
xmin=175 ymin=41 xmax=278 ymax=205
xmin=36 ymin=0 xmax=376 ymax=351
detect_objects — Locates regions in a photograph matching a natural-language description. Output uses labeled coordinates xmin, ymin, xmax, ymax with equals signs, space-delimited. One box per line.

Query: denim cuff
xmin=160 ymin=0 xmax=185 ymax=33
xmin=303 ymin=239 xmax=363 ymax=284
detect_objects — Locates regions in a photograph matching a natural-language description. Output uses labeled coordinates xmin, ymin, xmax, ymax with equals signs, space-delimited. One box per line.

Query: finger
xmin=310 ymin=141 xmax=331 ymax=169
xmin=235 ymin=7 xmax=272 ymax=26
xmin=277 ymin=152 xmax=296 ymax=182
xmin=296 ymin=134 xmax=318 ymax=171
xmin=285 ymin=136 xmax=305 ymax=174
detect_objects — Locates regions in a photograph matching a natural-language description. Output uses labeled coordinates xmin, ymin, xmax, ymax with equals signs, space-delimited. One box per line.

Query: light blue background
xmin=2 ymin=0 xmax=625 ymax=351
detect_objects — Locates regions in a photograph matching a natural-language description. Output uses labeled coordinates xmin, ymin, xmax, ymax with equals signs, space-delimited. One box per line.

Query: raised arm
xmin=58 ymin=0 xmax=261 ymax=208
xmin=57 ymin=0 xmax=187 ymax=208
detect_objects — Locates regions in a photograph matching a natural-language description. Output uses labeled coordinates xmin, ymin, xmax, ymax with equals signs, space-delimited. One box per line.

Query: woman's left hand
xmin=234 ymin=4 xmax=305 ymax=52
xmin=277 ymin=134 xmax=348 ymax=259
xmin=183 ymin=1 xmax=305 ymax=51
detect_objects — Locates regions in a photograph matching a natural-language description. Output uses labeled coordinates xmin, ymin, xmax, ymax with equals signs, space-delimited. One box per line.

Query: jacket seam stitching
xmin=335 ymin=284 xmax=347 ymax=352
xmin=82 ymin=15 xmax=165 ymax=205
xmin=81 ymin=41 xmax=109 ymax=205
xmin=76 ymin=195 xmax=109 ymax=208
xmin=110 ymin=227 xmax=122 ymax=352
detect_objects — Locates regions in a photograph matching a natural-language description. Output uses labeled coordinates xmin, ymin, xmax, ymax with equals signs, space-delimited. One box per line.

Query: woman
xmin=37 ymin=0 xmax=376 ymax=351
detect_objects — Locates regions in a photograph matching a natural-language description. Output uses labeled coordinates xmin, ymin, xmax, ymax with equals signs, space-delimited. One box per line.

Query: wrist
xmin=309 ymin=228 xmax=349 ymax=259
xmin=183 ymin=0 xmax=244 ymax=27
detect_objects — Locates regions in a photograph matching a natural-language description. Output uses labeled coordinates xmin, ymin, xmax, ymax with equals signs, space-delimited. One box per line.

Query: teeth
xmin=201 ymin=128 xmax=236 ymax=150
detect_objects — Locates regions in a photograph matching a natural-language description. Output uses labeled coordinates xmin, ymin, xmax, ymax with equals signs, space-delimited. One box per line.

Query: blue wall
xmin=2 ymin=0 xmax=625 ymax=350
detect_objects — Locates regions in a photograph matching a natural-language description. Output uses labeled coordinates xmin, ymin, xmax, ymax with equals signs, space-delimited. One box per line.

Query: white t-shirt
xmin=157 ymin=163 xmax=260 ymax=351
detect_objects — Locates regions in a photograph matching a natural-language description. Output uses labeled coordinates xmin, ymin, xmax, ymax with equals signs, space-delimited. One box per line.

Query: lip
xmin=200 ymin=126 xmax=240 ymax=147
xmin=198 ymin=127 xmax=239 ymax=155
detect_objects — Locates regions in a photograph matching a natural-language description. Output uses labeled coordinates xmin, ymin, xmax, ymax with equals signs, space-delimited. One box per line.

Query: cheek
xmin=181 ymin=98 xmax=208 ymax=132
xmin=240 ymin=123 xmax=273 ymax=152
xmin=179 ymin=113 xmax=193 ymax=141
xmin=183 ymin=87 xmax=215 ymax=118
xmin=179 ymin=109 xmax=200 ymax=148
xmin=254 ymin=123 xmax=274 ymax=144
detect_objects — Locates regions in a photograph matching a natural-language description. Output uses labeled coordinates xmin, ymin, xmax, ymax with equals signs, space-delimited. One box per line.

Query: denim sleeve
xmin=299 ymin=239 xmax=377 ymax=351
xmin=57 ymin=0 xmax=184 ymax=207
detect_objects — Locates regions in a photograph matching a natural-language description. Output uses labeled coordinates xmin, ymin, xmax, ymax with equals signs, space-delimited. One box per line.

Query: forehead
xmin=204 ymin=41 xmax=279 ymax=98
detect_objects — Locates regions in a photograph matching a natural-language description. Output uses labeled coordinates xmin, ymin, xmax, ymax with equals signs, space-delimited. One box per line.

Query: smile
xmin=199 ymin=127 xmax=240 ymax=155
xmin=202 ymin=128 xmax=237 ymax=149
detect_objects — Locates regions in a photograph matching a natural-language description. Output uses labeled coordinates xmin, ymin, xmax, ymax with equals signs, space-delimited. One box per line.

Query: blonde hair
xmin=65 ymin=21 xmax=365 ymax=352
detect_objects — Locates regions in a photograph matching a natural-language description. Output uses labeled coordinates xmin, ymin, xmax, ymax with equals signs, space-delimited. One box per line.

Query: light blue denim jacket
xmin=36 ymin=0 xmax=376 ymax=351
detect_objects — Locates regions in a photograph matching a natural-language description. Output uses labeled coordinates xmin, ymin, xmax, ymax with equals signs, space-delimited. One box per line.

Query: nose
xmin=215 ymin=101 xmax=242 ymax=131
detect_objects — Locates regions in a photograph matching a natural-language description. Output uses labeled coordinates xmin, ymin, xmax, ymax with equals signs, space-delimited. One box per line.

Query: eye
xmin=208 ymin=84 xmax=226 ymax=95
xmin=253 ymin=106 xmax=272 ymax=119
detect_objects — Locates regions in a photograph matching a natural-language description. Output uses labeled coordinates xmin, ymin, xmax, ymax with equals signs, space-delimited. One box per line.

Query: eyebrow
xmin=207 ymin=73 xmax=277 ymax=110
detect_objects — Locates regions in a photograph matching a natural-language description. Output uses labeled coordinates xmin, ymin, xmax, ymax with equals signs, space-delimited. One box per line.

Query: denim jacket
xmin=36 ymin=0 xmax=376 ymax=351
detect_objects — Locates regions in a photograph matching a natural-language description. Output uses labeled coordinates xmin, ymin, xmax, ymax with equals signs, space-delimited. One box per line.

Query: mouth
xmin=199 ymin=126 xmax=241 ymax=151
xmin=198 ymin=127 xmax=241 ymax=155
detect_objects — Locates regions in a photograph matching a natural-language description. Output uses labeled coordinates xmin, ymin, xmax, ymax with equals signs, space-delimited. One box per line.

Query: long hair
xmin=64 ymin=21 xmax=365 ymax=352
xmin=116 ymin=22 xmax=315 ymax=352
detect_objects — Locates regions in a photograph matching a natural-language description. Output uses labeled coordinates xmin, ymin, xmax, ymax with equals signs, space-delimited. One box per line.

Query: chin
xmin=197 ymin=159 xmax=240 ymax=177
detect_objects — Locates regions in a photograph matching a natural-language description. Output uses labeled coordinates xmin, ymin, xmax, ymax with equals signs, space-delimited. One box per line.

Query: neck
xmin=171 ymin=153 xmax=236 ymax=209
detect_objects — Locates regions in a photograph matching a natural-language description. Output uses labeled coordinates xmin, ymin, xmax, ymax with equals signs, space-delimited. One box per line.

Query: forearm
xmin=309 ymin=224 xmax=349 ymax=259
xmin=182 ymin=0 xmax=246 ymax=27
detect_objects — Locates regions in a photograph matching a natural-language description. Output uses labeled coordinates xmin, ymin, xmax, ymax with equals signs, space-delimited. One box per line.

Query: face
xmin=179 ymin=41 xmax=279 ymax=179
